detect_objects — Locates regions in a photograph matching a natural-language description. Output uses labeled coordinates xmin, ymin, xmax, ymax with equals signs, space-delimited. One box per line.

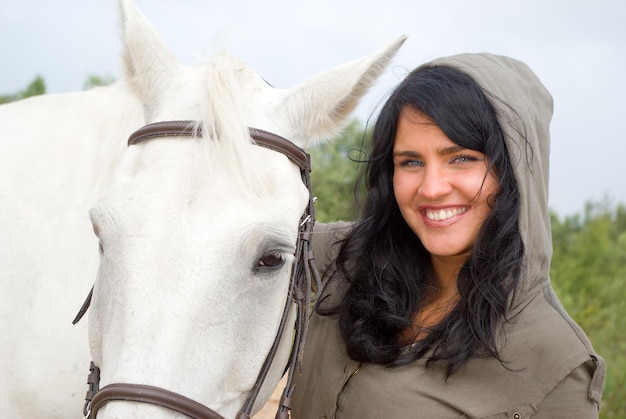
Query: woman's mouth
xmin=425 ymin=207 xmax=468 ymax=221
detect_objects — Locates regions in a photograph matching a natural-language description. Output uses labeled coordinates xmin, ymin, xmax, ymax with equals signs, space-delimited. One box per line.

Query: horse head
xmin=85 ymin=0 xmax=404 ymax=417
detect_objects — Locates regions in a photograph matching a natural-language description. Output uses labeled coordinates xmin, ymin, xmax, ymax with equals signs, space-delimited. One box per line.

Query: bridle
xmin=72 ymin=121 xmax=321 ymax=419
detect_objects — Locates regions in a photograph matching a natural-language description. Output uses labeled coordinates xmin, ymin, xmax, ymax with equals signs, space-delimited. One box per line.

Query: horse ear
xmin=118 ymin=0 xmax=179 ymax=115
xmin=281 ymin=36 xmax=406 ymax=147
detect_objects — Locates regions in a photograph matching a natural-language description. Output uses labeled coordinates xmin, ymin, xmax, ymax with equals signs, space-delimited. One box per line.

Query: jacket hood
xmin=422 ymin=53 xmax=553 ymax=308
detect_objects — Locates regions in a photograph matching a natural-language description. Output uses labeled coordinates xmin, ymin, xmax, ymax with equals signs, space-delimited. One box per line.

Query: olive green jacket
xmin=291 ymin=54 xmax=604 ymax=418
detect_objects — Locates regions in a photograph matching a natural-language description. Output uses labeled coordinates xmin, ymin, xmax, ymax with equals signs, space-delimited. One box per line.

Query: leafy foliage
xmin=0 ymin=75 xmax=46 ymax=104
xmin=1 ymin=74 xmax=116 ymax=105
xmin=551 ymin=201 xmax=626 ymax=418
xmin=310 ymin=120 xmax=370 ymax=222
xmin=83 ymin=74 xmax=116 ymax=90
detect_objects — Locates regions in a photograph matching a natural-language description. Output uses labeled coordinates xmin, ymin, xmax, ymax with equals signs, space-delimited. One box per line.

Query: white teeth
xmin=426 ymin=207 xmax=467 ymax=221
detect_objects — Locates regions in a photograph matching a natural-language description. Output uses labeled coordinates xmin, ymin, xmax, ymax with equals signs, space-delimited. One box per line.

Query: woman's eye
xmin=452 ymin=155 xmax=479 ymax=164
xmin=400 ymin=159 xmax=423 ymax=167
xmin=257 ymin=252 xmax=285 ymax=270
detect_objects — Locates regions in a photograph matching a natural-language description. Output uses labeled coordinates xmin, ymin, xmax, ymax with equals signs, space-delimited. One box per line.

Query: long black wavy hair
xmin=317 ymin=64 xmax=524 ymax=378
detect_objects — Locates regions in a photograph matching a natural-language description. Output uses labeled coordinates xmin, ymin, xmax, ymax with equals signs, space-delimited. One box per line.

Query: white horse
xmin=0 ymin=0 xmax=404 ymax=417
xmin=0 ymin=79 xmax=143 ymax=417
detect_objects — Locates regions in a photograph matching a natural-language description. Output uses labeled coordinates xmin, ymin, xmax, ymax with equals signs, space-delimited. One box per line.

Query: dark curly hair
xmin=317 ymin=64 xmax=524 ymax=378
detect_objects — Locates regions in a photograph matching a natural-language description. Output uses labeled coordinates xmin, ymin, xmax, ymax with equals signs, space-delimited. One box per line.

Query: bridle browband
xmin=73 ymin=120 xmax=321 ymax=419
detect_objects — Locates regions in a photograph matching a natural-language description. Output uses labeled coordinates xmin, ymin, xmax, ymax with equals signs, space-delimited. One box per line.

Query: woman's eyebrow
xmin=392 ymin=146 xmax=467 ymax=158
xmin=393 ymin=150 xmax=421 ymax=158
xmin=437 ymin=145 xmax=466 ymax=156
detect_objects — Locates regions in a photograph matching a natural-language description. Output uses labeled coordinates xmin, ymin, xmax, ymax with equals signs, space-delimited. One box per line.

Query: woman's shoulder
xmin=505 ymin=282 xmax=598 ymax=360
xmin=311 ymin=221 xmax=353 ymax=271
xmin=497 ymin=282 xmax=604 ymax=413
xmin=313 ymin=221 xmax=353 ymax=241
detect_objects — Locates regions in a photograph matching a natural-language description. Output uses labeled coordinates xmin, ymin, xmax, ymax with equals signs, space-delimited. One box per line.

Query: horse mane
xmin=199 ymin=53 xmax=268 ymax=197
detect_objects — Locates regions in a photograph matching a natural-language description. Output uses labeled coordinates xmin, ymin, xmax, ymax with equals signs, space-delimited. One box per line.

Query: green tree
xmin=551 ymin=201 xmax=626 ymax=418
xmin=0 ymin=75 xmax=46 ymax=104
xmin=83 ymin=74 xmax=116 ymax=90
xmin=309 ymin=120 xmax=370 ymax=222
xmin=0 ymin=93 xmax=18 ymax=104
xmin=21 ymin=75 xmax=46 ymax=97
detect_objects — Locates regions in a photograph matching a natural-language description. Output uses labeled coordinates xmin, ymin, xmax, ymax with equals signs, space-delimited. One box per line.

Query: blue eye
xmin=401 ymin=159 xmax=423 ymax=167
xmin=452 ymin=155 xmax=479 ymax=164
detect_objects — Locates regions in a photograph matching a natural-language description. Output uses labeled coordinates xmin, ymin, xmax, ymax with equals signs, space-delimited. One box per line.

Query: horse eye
xmin=257 ymin=252 xmax=285 ymax=270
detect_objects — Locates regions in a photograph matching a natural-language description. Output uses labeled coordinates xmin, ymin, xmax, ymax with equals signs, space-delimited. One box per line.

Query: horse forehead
xmin=101 ymin=138 xmax=307 ymax=234
xmin=168 ymin=139 xmax=302 ymax=196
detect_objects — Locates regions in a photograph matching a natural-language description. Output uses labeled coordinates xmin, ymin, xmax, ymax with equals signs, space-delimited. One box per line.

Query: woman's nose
xmin=418 ymin=165 xmax=453 ymax=200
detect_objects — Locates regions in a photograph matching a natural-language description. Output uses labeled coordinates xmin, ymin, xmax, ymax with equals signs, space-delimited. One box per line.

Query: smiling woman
xmin=292 ymin=54 xmax=604 ymax=418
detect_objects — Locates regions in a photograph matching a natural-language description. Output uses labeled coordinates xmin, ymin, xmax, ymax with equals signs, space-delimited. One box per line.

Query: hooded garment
xmin=291 ymin=54 xmax=604 ymax=418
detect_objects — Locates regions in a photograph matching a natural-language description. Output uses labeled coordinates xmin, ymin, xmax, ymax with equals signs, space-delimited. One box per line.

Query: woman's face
xmin=392 ymin=107 xmax=499 ymax=267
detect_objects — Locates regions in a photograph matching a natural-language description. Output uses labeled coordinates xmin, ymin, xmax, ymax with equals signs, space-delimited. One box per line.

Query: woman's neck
xmin=398 ymin=254 xmax=465 ymax=346
xmin=430 ymin=253 xmax=466 ymax=296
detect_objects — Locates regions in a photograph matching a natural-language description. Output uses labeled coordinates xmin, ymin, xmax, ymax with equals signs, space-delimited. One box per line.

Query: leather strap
xmin=127 ymin=120 xmax=311 ymax=172
xmin=72 ymin=286 xmax=92 ymax=325
xmin=90 ymin=383 xmax=225 ymax=419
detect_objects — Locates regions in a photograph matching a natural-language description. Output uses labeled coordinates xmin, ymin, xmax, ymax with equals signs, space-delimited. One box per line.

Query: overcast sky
xmin=1 ymin=0 xmax=624 ymax=216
